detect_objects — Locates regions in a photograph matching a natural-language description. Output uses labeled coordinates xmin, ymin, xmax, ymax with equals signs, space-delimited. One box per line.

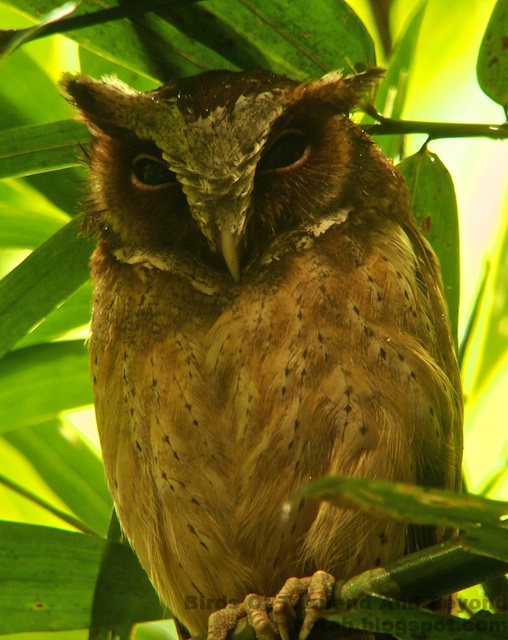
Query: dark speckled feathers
xmin=62 ymin=68 xmax=462 ymax=637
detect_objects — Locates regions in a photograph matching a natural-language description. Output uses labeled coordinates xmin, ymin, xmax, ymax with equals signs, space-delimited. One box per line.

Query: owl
xmin=62 ymin=68 xmax=463 ymax=639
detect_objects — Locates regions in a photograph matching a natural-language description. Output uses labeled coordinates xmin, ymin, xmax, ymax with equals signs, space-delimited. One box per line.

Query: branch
xmin=191 ymin=535 xmax=508 ymax=640
xmin=363 ymin=105 xmax=508 ymax=141
xmin=335 ymin=534 xmax=508 ymax=606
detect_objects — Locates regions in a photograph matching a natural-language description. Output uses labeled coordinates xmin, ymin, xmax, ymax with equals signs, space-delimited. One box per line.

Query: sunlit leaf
xmin=0 ymin=1 xmax=78 ymax=56
xmin=0 ymin=204 xmax=67 ymax=249
xmin=373 ymin=4 xmax=426 ymax=160
xmin=477 ymin=0 xmax=508 ymax=113
xmin=3 ymin=419 xmax=111 ymax=535
xmin=135 ymin=621 xmax=176 ymax=640
xmin=0 ymin=217 xmax=95 ymax=358
xmin=0 ymin=45 xmax=74 ymax=129
xmin=470 ymin=202 xmax=508 ymax=395
xmin=16 ymin=282 xmax=92 ymax=348
xmin=0 ymin=341 xmax=92 ymax=433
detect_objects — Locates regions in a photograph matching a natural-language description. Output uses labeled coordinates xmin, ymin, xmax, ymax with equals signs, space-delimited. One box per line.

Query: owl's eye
xmin=259 ymin=130 xmax=310 ymax=174
xmin=132 ymin=155 xmax=177 ymax=189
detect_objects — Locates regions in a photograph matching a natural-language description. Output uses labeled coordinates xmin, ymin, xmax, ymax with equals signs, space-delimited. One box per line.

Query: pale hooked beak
xmin=220 ymin=226 xmax=241 ymax=283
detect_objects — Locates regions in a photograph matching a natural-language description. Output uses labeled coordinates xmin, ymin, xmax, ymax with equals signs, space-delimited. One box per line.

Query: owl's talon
xmin=272 ymin=599 xmax=294 ymax=640
xmin=298 ymin=571 xmax=335 ymax=640
xmin=207 ymin=603 xmax=246 ymax=640
xmin=272 ymin=576 xmax=309 ymax=640
xmin=207 ymin=595 xmax=279 ymax=640
xmin=206 ymin=572 xmax=334 ymax=640
xmin=245 ymin=594 xmax=278 ymax=640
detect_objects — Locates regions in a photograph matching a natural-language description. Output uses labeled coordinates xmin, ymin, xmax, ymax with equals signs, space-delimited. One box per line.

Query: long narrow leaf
xmin=0 ymin=120 xmax=88 ymax=180
xmin=0 ymin=521 xmax=163 ymax=634
xmin=470 ymin=202 xmax=508 ymax=394
xmin=0 ymin=341 xmax=92 ymax=433
xmin=0 ymin=217 xmax=95 ymax=358
xmin=3 ymin=419 xmax=111 ymax=535
xmin=15 ymin=282 xmax=92 ymax=348
xmin=327 ymin=593 xmax=507 ymax=640
xmin=3 ymin=0 xmax=375 ymax=80
xmin=373 ymin=4 xmax=426 ymax=160
xmin=303 ymin=475 xmax=508 ymax=528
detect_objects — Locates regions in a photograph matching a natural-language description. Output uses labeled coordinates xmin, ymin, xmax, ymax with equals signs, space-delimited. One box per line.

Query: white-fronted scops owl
xmin=62 ymin=68 xmax=462 ymax=640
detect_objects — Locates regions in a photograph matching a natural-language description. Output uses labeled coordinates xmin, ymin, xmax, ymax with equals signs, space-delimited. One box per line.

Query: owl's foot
xmin=207 ymin=570 xmax=335 ymax=640
xmin=207 ymin=596 xmax=272 ymax=640
xmin=274 ymin=571 xmax=335 ymax=640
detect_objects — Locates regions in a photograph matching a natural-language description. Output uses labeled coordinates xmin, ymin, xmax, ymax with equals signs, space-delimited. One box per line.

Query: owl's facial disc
xmin=62 ymin=69 xmax=383 ymax=282
xmin=141 ymin=80 xmax=297 ymax=281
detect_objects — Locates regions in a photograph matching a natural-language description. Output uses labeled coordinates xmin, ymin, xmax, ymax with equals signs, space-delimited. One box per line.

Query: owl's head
xmin=62 ymin=68 xmax=401 ymax=282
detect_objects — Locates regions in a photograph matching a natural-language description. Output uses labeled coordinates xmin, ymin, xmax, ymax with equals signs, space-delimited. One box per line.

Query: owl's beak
xmin=220 ymin=227 xmax=241 ymax=283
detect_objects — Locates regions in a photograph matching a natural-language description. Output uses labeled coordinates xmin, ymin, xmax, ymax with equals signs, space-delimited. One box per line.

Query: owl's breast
xmin=89 ymin=218 xmax=461 ymax=629
xmin=92 ymin=216 xmax=458 ymax=516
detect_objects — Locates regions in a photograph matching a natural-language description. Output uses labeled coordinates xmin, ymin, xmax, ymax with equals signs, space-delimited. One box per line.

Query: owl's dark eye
xmin=132 ymin=155 xmax=177 ymax=189
xmin=259 ymin=130 xmax=310 ymax=174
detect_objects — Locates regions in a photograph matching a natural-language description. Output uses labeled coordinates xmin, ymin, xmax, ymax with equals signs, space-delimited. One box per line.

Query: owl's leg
xmin=207 ymin=571 xmax=334 ymax=640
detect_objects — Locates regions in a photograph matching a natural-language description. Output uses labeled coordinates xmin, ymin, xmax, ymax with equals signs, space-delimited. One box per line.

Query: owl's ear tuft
xmin=301 ymin=67 xmax=385 ymax=114
xmin=60 ymin=73 xmax=140 ymax=134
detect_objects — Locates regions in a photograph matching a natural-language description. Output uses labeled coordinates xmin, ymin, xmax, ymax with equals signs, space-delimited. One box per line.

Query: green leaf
xmin=327 ymin=593 xmax=508 ymax=639
xmin=0 ymin=44 xmax=74 ymax=130
xmin=194 ymin=0 xmax=375 ymax=76
xmin=0 ymin=203 xmax=68 ymax=249
xmin=463 ymin=524 xmax=508 ymax=563
xmin=15 ymin=282 xmax=92 ymax=348
xmin=3 ymin=419 xmax=112 ymax=535
xmin=374 ymin=4 xmax=426 ymax=160
xmin=334 ymin=532 xmax=508 ymax=609
xmin=477 ymin=0 xmax=508 ymax=112
xmin=136 ymin=622 xmax=175 ymax=640
xmin=0 ymin=216 xmax=95 ymax=358
xmin=0 ymin=120 xmax=88 ymax=180
xmin=2 ymin=0 xmax=375 ymax=81
xmin=0 ymin=521 xmax=164 ymax=634
xmin=470 ymin=202 xmax=508 ymax=394
xmin=303 ymin=475 xmax=508 ymax=529
xmin=0 ymin=341 xmax=92 ymax=433
xmin=397 ymin=148 xmax=460 ymax=348
xmin=0 ymin=1 xmax=78 ymax=56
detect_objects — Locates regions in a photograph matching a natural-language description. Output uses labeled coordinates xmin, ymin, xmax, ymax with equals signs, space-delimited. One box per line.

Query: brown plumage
xmin=62 ymin=69 xmax=462 ymax=638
